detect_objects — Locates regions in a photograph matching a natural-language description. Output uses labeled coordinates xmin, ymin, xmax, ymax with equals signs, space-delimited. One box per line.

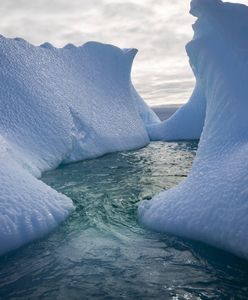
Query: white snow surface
xmin=139 ymin=0 xmax=248 ymax=259
xmin=0 ymin=37 xmax=157 ymax=255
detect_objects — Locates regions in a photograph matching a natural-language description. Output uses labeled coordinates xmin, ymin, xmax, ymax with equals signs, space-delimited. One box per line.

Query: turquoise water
xmin=1 ymin=142 xmax=248 ymax=299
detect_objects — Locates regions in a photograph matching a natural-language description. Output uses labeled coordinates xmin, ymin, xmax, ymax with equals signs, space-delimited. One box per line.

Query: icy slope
xmin=0 ymin=37 xmax=156 ymax=255
xmin=139 ymin=0 xmax=248 ymax=259
xmin=148 ymin=81 xmax=206 ymax=140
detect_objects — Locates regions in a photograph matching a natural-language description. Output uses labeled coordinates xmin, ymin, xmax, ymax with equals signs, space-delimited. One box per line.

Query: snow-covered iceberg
xmin=139 ymin=0 xmax=248 ymax=259
xmin=0 ymin=37 xmax=158 ymax=255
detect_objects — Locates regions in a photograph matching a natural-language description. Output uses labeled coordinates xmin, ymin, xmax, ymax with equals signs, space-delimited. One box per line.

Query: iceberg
xmin=0 ymin=37 xmax=158 ymax=255
xmin=139 ymin=0 xmax=248 ymax=259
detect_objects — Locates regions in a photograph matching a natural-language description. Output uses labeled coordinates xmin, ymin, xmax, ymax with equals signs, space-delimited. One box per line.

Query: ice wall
xmin=139 ymin=0 xmax=248 ymax=259
xmin=0 ymin=37 xmax=156 ymax=255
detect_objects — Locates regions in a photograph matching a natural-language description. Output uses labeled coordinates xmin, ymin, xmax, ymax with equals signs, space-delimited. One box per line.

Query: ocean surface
xmin=1 ymin=141 xmax=248 ymax=299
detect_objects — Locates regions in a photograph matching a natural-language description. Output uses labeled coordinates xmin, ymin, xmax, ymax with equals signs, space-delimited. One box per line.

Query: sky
xmin=1 ymin=0 xmax=248 ymax=106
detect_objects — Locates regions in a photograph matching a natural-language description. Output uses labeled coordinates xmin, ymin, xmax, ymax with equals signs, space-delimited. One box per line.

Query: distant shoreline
xmin=151 ymin=104 xmax=181 ymax=121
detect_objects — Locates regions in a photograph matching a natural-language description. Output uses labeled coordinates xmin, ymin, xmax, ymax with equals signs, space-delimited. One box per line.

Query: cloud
xmin=0 ymin=0 xmax=247 ymax=105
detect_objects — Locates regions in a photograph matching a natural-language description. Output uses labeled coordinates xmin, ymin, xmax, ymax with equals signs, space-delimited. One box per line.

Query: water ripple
xmin=1 ymin=141 xmax=248 ymax=299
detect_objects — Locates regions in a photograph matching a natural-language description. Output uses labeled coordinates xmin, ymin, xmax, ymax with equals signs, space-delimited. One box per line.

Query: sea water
xmin=0 ymin=142 xmax=248 ymax=299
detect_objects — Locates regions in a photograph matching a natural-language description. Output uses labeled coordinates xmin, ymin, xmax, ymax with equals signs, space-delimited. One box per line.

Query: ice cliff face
xmin=139 ymin=0 xmax=248 ymax=259
xmin=0 ymin=37 xmax=158 ymax=255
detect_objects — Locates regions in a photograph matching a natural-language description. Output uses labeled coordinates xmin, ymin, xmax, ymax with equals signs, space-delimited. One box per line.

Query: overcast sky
xmin=1 ymin=0 xmax=247 ymax=106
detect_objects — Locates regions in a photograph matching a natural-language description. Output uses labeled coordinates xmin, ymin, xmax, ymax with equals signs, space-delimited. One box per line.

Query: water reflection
xmin=0 ymin=141 xmax=248 ymax=299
